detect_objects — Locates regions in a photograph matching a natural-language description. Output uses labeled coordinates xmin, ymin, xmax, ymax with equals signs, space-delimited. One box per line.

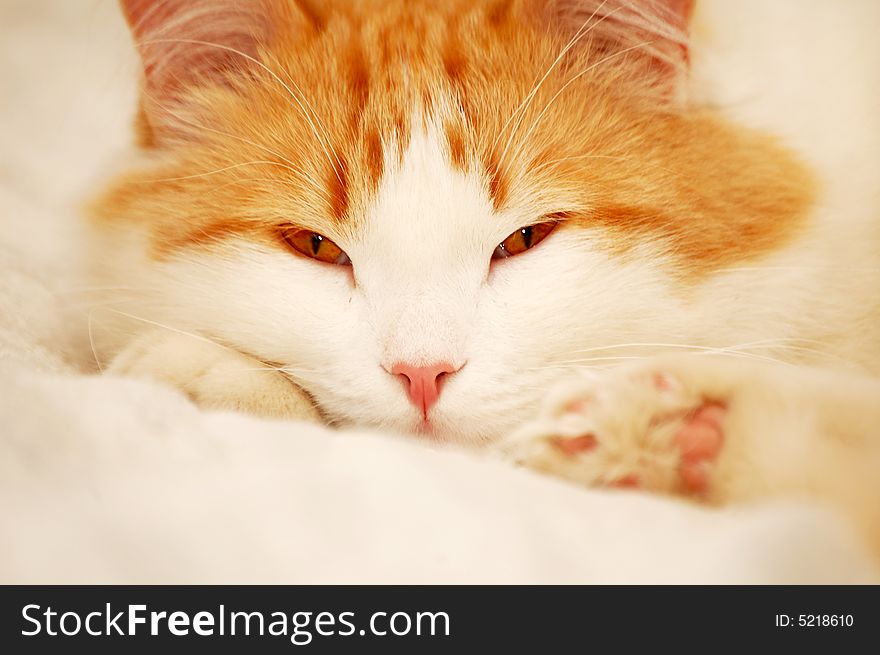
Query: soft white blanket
xmin=1 ymin=0 xmax=877 ymax=583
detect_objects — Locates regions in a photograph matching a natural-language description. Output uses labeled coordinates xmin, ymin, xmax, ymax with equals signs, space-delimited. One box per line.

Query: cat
xmin=89 ymin=0 xmax=880 ymax=553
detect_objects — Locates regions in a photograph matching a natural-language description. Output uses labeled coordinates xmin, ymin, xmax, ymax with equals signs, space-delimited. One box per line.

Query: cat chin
xmin=333 ymin=408 xmax=514 ymax=449
xmin=417 ymin=421 xmax=503 ymax=448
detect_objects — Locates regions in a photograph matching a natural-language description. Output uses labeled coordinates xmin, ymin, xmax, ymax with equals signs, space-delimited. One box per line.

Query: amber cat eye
xmin=281 ymin=228 xmax=351 ymax=265
xmin=492 ymin=221 xmax=557 ymax=259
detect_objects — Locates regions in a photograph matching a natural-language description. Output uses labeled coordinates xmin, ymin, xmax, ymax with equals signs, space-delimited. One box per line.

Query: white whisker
xmin=531 ymin=152 xmax=676 ymax=176
xmin=105 ymin=308 xmax=237 ymax=353
xmin=139 ymin=160 xmax=310 ymax=183
xmin=87 ymin=308 xmax=104 ymax=373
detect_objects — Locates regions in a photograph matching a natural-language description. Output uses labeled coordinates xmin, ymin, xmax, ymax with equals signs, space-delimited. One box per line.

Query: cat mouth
xmin=414 ymin=417 xmax=438 ymax=437
xmin=410 ymin=414 xmax=452 ymax=442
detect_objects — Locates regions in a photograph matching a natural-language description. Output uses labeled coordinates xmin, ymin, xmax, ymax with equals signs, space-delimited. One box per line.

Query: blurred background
xmin=0 ymin=0 xmax=138 ymax=368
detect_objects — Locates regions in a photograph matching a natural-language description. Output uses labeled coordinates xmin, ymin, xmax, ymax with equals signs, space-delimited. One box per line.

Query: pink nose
xmin=390 ymin=361 xmax=458 ymax=417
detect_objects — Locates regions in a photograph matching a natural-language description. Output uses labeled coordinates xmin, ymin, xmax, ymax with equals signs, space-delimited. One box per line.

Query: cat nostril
xmin=389 ymin=361 xmax=460 ymax=417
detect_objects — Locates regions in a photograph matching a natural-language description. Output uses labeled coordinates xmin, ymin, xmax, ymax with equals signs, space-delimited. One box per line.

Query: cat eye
xmin=281 ymin=228 xmax=351 ymax=266
xmin=492 ymin=221 xmax=557 ymax=259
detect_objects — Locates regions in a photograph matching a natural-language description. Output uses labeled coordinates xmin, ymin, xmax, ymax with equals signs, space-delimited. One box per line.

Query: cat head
xmin=95 ymin=0 xmax=814 ymax=442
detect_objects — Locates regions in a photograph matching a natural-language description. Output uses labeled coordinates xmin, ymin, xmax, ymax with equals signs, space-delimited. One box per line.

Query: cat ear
xmin=120 ymin=0 xmax=274 ymax=144
xmin=535 ymin=0 xmax=694 ymax=96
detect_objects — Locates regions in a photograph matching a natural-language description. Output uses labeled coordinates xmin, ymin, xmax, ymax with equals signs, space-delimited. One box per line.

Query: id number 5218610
xmin=775 ymin=614 xmax=854 ymax=628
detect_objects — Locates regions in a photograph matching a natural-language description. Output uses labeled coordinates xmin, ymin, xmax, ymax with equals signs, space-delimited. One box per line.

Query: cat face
xmin=95 ymin=0 xmax=814 ymax=443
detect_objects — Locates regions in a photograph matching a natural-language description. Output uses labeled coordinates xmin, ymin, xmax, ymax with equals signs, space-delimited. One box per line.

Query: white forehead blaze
xmin=358 ymin=118 xmax=498 ymax=274
xmin=349 ymin=119 xmax=500 ymax=369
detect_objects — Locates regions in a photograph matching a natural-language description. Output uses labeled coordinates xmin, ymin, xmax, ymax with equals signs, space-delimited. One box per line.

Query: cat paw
xmin=108 ymin=329 xmax=321 ymax=421
xmin=499 ymin=360 xmax=735 ymax=500
xmin=672 ymin=401 xmax=726 ymax=492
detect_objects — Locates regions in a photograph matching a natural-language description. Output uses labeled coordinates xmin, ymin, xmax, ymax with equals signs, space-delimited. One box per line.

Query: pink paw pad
xmin=550 ymin=434 xmax=597 ymax=455
xmin=608 ymin=474 xmax=640 ymax=489
xmin=674 ymin=402 xmax=726 ymax=493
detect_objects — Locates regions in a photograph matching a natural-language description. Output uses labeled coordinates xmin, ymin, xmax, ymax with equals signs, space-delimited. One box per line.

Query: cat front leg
xmin=498 ymin=356 xmax=740 ymax=498
xmin=499 ymin=355 xmax=880 ymax=518
xmin=108 ymin=329 xmax=321 ymax=421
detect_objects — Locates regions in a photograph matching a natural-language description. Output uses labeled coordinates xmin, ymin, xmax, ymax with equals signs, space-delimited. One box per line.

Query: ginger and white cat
xmin=89 ymin=0 xmax=880 ymax=551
